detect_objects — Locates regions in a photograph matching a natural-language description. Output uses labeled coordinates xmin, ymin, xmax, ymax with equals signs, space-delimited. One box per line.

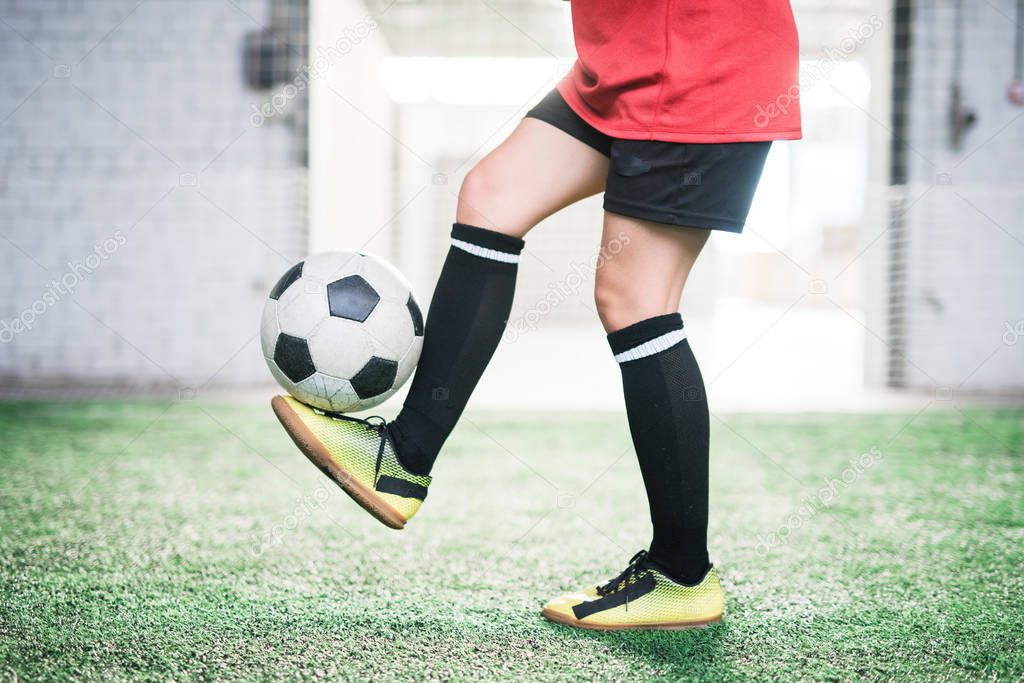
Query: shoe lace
xmin=596 ymin=550 xmax=650 ymax=610
xmin=322 ymin=411 xmax=391 ymax=483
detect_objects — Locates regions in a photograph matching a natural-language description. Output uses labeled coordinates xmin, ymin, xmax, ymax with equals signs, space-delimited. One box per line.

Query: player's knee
xmin=457 ymin=164 xmax=491 ymax=212
xmin=457 ymin=164 xmax=501 ymax=229
xmin=595 ymin=275 xmax=675 ymax=333
xmin=594 ymin=277 xmax=635 ymax=333
xmin=456 ymin=163 xmax=528 ymax=237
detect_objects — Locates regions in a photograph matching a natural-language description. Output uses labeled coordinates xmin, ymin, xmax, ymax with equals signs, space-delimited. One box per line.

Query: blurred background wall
xmin=1 ymin=0 xmax=1021 ymax=408
xmin=882 ymin=1 xmax=1024 ymax=392
xmin=0 ymin=0 xmax=309 ymax=391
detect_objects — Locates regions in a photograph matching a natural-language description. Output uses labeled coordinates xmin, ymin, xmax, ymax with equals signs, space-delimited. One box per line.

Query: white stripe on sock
xmin=613 ymin=328 xmax=687 ymax=363
xmin=451 ymin=238 xmax=520 ymax=264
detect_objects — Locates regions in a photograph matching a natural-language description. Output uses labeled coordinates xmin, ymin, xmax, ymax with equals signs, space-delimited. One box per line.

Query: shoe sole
xmin=540 ymin=607 xmax=721 ymax=631
xmin=271 ymin=396 xmax=407 ymax=530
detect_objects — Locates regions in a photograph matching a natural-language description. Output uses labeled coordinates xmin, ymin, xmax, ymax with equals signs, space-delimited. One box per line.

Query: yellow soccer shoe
xmin=271 ymin=395 xmax=431 ymax=529
xmin=542 ymin=550 xmax=723 ymax=630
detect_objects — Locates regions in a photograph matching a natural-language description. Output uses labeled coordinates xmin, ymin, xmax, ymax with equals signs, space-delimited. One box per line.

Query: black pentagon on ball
xmin=350 ymin=356 xmax=398 ymax=399
xmin=269 ymin=261 xmax=303 ymax=300
xmin=326 ymin=275 xmax=379 ymax=322
xmin=406 ymin=294 xmax=423 ymax=336
xmin=273 ymin=333 xmax=316 ymax=382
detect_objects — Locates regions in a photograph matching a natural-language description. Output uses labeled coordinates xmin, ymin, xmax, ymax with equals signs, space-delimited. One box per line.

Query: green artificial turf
xmin=1 ymin=401 xmax=1022 ymax=681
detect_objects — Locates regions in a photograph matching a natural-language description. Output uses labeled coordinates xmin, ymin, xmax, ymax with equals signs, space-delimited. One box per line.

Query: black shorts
xmin=525 ymin=89 xmax=771 ymax=233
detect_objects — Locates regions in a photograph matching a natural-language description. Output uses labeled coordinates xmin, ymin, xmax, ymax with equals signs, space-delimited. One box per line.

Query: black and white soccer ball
xmin=260 ymin=251 xmax=424 ymax=413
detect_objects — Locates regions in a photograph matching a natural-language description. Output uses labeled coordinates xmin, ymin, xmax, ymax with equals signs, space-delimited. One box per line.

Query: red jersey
xmin=557 ymin=0 xmax=802 ymax=143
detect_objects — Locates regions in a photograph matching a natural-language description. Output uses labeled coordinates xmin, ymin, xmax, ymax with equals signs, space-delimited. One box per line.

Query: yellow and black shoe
xmin=271 ymin=395 xmax=431 ymax=529
xmin=541 ymin=550 xmax=724 ymax=631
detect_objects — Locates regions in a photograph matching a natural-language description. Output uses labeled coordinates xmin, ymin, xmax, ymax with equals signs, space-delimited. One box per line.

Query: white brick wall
xmin=0 ymin=0 xmax=308 ymax=388
xmin=898 ymin=0 xmax=1024 ymax=391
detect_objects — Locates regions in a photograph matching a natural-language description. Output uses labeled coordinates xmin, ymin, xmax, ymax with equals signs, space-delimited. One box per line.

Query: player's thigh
xmin=456 ymin=118 xmax=609 ymax=238
xmin=594 ymin=212 xmax=710 ymax=333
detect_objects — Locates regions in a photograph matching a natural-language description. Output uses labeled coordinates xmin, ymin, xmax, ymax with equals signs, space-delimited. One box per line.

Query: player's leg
xmin=542 ymin=214 xmax=720 ymax=629
xmin=597 ymin=213 xmax=712 ymax=586
xmin=388 ymin=109 xmax=610 ymax=478
xmin=274 ymin=92 xmax=610 ymax=528
xmin=542 ymin=139 xmax=770 ymax=629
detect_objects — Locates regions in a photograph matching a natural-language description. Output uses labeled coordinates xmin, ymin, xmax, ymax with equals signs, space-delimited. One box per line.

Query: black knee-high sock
xmin=389 ymin=223 xmax=524 ymax=475
xmin=608 ymin=313 xmax=710 ymax=585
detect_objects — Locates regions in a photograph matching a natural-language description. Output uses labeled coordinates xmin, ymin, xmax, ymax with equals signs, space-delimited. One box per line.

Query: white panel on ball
xmin=306 ymin=316 xmax=375 ymax=380
xmin=361 ymin=299 xmax=415 ymax=360
xmin=277 ymin=276 xmax=328 ymax=338
xmin=395 ymin=335 xmax=423 ymax=392
xmin=259 ymin=299 xmax=280 ymax=360
xmin=359 ymin=252 xmax=413 ymax=302
xmin=300 ymin=250 xmax=362 ymax=284
xmin=294 ymin=372 xmax=358 ymax=412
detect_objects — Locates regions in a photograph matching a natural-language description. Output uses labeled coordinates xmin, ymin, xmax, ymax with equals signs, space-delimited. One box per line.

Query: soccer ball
xmin=260 ymin=251 xmax=424 ymax=413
